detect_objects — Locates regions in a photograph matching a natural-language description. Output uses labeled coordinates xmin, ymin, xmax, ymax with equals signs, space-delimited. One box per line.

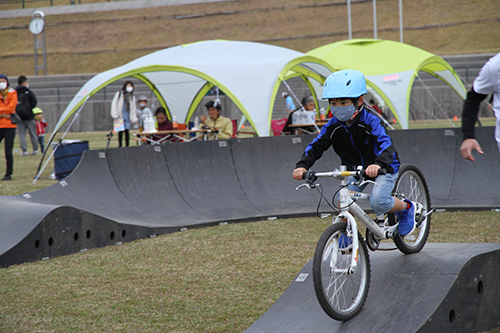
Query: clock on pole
xmin=30 ymin=11 xmax=47 ymax=75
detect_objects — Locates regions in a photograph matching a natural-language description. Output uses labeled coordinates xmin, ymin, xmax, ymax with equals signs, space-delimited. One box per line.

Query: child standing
xmin=33 ymin=107 xmax=47 ymax=153
xmin=292 ymin=69 xmax=415 ymax=236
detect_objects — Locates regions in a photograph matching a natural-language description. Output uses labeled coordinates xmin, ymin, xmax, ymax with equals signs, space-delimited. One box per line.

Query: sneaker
xmin=396 ymin=199 xmax=416 ymax=236
xmin=31 ymin=150 xmax=39 ymax=156
xmin=2 ymin=175 xmax=12 ymax=181
xmin=339 ymin=233 xmax=353 ymax=249
xmin=20 ymin=151 xmax=28 ymax=156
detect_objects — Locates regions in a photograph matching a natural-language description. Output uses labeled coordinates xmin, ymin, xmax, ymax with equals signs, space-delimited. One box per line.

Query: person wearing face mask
xmin=111 ymin=81 xmax=138 ymax=147
xmin=292 ymin=69 xmax=415 ymax=237
xmin=15 ymin=75 xmax=38 ymax=156
xmin=0 ymin=74 xmax=18 ymax=181
xmin=136 ymin=95 xmax=152 ymax=132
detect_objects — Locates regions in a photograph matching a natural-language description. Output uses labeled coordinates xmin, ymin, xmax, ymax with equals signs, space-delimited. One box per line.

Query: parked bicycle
xmin=296 ymin=164 xmax=432 ymax=321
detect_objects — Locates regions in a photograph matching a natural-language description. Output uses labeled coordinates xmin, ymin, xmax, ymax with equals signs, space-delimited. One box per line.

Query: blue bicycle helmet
xmin=322 ymin=69 xmax=367 ymax=99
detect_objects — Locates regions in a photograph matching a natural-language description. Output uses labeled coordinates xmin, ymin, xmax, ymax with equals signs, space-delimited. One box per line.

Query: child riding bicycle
xmin=292 ymin=69 xmax=415 ymax=236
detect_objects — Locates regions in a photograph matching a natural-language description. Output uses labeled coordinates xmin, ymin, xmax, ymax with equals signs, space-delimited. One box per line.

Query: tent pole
xmin=33 ymin=96 xmax=90 ymax=183
xmin=416 ymin=76 xmax=455 ymax=128
xmin=373 ymin=0 xmax=377 ymax=39
xmin=283 ymin=80 xmax=321 ymax=133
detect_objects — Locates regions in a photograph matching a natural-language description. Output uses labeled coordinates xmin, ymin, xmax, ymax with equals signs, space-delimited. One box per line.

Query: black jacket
xmin=15 ymin=86 xmax=37 ymax=121
xmin=296 ymin=108 xmax=400 ymax=174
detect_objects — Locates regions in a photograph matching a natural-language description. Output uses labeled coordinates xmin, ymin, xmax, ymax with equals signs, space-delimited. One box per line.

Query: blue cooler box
xmin=53 ymin=140 xmax=89 ymax=180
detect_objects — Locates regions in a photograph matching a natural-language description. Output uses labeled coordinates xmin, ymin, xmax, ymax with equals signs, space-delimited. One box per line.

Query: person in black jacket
xmin=15 ymin=75 xmax=38 ymax=156
xmin=292 ymin=69 xmax=415 ymax=236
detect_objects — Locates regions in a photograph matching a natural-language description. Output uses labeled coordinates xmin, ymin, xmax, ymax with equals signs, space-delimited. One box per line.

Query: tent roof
xmin=52 ymin=40 xmax=333 ymax=139
xmin=308 ymin=39 xmax=467 ymax=128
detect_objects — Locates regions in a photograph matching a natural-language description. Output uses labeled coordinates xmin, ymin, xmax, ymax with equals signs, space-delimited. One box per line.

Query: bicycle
xmin=296 ymin=164 xmax=432 ymax=321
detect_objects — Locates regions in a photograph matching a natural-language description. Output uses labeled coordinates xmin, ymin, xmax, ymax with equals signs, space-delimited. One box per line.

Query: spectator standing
xmin=33 ymin=107 xmax=47 ymax=153
xmin=460 ymin=52 xmax=500 ymax=161
xmin=111 ymin=81 xmax=138 ymax=147
xmin=282 ymin=92 xmax=296 ymax=113
xmin=0 ymin=74 xmax=18 ymax=181
xmin=15 ymin=75 xmax=38 ymax=156
xmin=199 ymin=100 xmax=233 ymax=140
xmin=136 ymin=95 xmax=152 ymax=132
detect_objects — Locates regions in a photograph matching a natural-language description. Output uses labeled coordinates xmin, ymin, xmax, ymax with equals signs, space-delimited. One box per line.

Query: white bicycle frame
xmin=315 ymin=165 xmax=399 ymax=273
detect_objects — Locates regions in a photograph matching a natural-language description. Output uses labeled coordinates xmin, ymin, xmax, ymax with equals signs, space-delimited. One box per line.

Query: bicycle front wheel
xmin=392 ymin=164 xmax=431 ymax=254
xmin=312 ymin=223 xmax=371 ymax=321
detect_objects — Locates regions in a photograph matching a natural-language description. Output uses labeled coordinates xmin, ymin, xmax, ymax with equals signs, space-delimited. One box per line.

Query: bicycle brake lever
xmin=295 ymin=183 xmax=318 ymax=191
xmin=296 ymin=183 xmax=311 ymax=191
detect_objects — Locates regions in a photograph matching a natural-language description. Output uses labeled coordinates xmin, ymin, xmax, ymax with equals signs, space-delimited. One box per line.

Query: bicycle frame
xmin=314 ymin=166 xmax=398 ymax=272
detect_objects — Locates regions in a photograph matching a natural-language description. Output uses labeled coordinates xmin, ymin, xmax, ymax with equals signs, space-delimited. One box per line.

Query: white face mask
xmin=139 ymin=103 xmax=146 ymax=109
xmin=0 ymin=82 xmax=7 ymax=90
xmin=126 ymin=86 xmax=133 ymax=93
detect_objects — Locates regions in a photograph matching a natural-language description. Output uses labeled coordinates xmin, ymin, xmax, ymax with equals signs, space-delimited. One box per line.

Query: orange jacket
xmin=0 ymin=87 xmax=18 ymax=129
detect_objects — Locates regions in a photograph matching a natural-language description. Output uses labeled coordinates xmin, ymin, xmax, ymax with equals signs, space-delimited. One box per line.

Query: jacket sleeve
xmin=29 ymin=89 xmax=37 ymax=109
xmin=218 ymin=118 xmax=233 ymax=139
xmin=0 ymin=90 xmax=18 ymax=114
xmin=367 ymin=114 xmax=397 ymax=170
xmin=295 ymin=125 xmax=332 ymax=170
xmin=110 ymin=92 xmax=120 ymax=119
xmin=461 ymin=88 xmax=487 ymax=140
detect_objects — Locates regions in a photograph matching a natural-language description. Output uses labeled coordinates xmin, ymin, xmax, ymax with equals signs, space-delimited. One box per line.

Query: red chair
xmin=271 ymin=118 xmax=288 ymax=136
xmin=231 ymin=119 xmax=238 ymax=138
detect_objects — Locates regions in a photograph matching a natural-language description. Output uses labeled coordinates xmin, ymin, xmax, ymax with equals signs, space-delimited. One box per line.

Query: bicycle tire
xmin=312 ymin=223 xmax=371 ymax=321
xmin=392 ymin=164 xmax=431 ymax=254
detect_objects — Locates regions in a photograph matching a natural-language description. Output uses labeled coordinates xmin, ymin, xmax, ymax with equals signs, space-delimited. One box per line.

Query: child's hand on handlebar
xmin=364 ymin=164 xmax=381 ymax=178
xmin=293 ymin=167 xmax=307 ymax=180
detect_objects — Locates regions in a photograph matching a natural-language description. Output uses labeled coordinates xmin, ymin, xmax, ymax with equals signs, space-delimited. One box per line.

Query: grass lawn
xmin=0 ymin=125 xmax=499 ymax=332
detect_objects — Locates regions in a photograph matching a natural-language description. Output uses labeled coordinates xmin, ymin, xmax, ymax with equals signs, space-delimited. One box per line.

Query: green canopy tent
xmin=308 ymin=39 xmax=467 ymax=129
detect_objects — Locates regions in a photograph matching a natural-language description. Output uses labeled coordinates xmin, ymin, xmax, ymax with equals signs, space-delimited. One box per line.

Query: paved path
xmin=0 ymin=0 xmax=234 ymax=19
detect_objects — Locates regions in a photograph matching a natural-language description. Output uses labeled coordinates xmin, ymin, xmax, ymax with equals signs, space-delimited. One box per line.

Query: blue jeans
xmin=347 ymin=173 xmax=398 ymax=216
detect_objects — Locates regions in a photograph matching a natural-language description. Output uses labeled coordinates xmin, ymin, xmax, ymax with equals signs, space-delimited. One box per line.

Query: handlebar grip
xmin=302 ymin=170 xmax=317 ymax=182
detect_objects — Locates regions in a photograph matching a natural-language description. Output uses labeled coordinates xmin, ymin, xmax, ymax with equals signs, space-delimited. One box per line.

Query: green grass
xmin=1 ymin=213 xmax=500 ymax=332
xmin=1 ymin=129 xmax=500 ymax=332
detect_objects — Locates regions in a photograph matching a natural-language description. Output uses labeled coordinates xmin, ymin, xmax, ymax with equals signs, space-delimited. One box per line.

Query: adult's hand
xmin=460 ymin=138 xmax=484 ymax=161
xmin=200 ymin=115 xmax=207 ymax=123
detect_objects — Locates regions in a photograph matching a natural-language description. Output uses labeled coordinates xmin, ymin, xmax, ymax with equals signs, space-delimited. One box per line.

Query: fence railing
xmin=4 ymin=0 xmax=119 ymax=9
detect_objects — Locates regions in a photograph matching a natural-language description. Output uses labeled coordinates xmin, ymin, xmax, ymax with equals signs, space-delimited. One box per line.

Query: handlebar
xmin=302 ymin=167 xmax=386 ymax=183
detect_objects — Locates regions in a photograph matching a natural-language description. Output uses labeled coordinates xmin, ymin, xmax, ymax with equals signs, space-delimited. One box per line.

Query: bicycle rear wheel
xmin=392 ymin=164 xmax=431 ymax=254
xmin=312 ymin=223 xmax=371 ymax=321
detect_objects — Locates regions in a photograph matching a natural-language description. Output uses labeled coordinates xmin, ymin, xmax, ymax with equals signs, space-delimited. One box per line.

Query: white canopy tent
xmin=50 ymin=40 xmax=334 ymax=141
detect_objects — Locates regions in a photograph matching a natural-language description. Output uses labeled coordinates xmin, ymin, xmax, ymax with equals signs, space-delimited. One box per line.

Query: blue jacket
xmin=296 ymin=108 xmax=400 ymax=174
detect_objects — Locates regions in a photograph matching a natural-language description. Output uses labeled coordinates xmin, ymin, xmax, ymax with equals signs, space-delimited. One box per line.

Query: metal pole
xmin=34 ymin=35 xmax=38 ymax=76
xmin=399 ymin=0 xmax=403 ymax=43
xmin=373 ymin=0 xmax=377 ymax=39
xmin=42 ymin=30 xmax=47 ymax=75
xmin=347 ymin=0 xmax=352 ymax=40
